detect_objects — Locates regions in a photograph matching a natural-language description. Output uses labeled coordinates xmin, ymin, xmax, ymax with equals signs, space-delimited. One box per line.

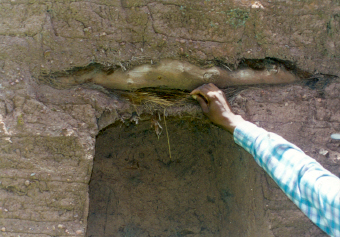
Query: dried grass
xmin=118 ymin=88 xmax=193 ymax=108
xmin=116 ymin=86 xmax=246 ymax=109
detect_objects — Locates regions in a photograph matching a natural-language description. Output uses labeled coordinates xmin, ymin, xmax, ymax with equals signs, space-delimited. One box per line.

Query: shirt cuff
xmin=233 ymin=121 xmax=266 ymax=155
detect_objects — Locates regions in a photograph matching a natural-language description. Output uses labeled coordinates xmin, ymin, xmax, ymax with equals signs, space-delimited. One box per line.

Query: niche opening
xmin=86 ymin=117 xmax=270 ymax=236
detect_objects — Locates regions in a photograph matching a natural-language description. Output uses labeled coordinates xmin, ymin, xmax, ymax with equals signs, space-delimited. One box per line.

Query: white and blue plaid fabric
xmin=234 ymin=121 xmax=340 ymax=237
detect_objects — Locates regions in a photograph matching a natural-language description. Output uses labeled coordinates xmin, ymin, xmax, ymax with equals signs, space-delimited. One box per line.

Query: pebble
xmin=57 ymin=224 xmax=65 ymax=229
xmin=76 ymin=230 xmax=83 ymax=235
xmin=1 ymin=227 xmax=5 ymax=232
xmin=251 ymin=1 xmax=264 ymax=9
xmin=331 ymin=133 xmax=340 ymax=140
xmin=25 ymin=180 xmax=30 ymax=186
xmin=319 ymin=148 xmax=329 ymax=156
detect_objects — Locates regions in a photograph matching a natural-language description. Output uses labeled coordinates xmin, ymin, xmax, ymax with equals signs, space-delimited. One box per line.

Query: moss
xmin=255 ymin=31 xmax=267 ymax=45
xmin=17 ymin=114 xmax=24 ymax=126
xmin=327 ymin=14 xmax=340 ymax=37
xmin=225 ymin=9 xmax=249 ymax=28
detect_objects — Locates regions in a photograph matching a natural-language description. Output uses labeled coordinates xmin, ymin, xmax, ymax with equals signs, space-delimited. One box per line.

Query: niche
xmin=86 ymin=117 xmax=270 ymax=236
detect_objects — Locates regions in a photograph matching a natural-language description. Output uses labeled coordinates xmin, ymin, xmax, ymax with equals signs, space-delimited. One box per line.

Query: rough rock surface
xmin=0 ymin=0 xmax=339 ymax=236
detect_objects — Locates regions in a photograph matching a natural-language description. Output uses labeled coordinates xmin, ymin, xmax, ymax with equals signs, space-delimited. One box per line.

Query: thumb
xmin=195 ymin=95 xmax=209 ymax=114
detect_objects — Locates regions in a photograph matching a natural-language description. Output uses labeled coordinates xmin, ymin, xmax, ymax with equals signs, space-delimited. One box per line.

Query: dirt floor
xmin=87 ymin=118 xmax=271 ymax=237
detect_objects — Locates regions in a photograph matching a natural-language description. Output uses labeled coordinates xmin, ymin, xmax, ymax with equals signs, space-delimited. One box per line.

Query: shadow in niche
xmin=86 ymin=118 xmax=271 ymax=237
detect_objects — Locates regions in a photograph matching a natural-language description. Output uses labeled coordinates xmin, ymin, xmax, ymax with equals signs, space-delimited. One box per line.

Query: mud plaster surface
xmin=1 ymin=0 xmax=340 ymax=83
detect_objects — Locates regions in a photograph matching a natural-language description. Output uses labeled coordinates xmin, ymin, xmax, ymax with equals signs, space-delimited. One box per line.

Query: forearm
xmin=234 ymin=121 xmax=340 ymax=236
xmin=191 ymin=83 xmax=340 ymax=235
xmin=217 ymin=113 xmax=245 ymax=134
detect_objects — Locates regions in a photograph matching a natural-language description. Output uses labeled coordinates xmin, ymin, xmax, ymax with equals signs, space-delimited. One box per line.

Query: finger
xmin=191 ymin=83 xmax=220 ymax=95
xmin=190 ymin=83 xmax=212 ymax=94
xmin=190 ymin=88 xmax=200 ymax=95
xmin=191 ymin=85 xmax=210 ymax=103
xmin=190 ymin=85 xmax=205 ymax=95
xmin=195 ymin=95 xmax=209 ymax=114
xmin=207 ymin=83 xmax=219 ymax=90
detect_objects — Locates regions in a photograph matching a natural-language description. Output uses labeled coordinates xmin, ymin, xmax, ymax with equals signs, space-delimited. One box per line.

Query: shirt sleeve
xmin=233 ymin=121 xmax=340 ymax=237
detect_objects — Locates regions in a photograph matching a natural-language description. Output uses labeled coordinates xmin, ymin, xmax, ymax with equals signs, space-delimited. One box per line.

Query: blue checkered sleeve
xmin=234 ymin=121 xmax=340 ymax=237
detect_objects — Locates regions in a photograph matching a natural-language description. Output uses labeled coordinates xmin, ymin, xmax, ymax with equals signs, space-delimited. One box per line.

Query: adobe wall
xmin=0 ymin=0 xmax=339 ymax=236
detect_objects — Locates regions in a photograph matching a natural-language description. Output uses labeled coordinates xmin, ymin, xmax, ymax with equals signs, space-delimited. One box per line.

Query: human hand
xmin=190 ymin=83 xmax=245 ymax=134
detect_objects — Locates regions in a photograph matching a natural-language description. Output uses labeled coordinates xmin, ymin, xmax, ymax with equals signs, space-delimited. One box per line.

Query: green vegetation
xmin=225 ymin=9 xmax=249 ymax=28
